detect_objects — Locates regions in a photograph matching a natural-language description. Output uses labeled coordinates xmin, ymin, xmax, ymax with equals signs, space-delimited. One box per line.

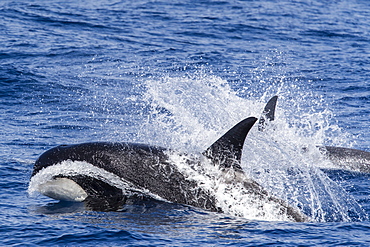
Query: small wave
xmin=42 ymin=125 xmax=92 ymax=130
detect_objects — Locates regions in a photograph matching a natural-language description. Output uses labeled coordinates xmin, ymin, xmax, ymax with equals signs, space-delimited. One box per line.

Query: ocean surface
xmin=1 ymin=0 xmax=370 ymax=246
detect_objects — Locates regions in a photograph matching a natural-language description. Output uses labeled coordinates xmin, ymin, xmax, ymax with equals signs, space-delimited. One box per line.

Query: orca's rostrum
xmin=29 ymin=114 xmax=308 ymax=222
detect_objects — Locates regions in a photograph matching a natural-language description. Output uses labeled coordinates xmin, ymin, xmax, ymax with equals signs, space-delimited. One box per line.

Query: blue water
xmin=1 ymin=0 xmax=370 ymax=245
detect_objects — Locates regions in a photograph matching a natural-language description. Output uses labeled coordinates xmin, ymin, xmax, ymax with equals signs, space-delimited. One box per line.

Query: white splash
xmin=167 ymin=152 xmax=303 ymax=222
xmin=136 ymin=72 xmax=366 ymax=222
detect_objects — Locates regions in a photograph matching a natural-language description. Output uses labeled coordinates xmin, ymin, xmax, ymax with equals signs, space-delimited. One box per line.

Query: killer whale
xmin=318 ymin=146 xmax=370 ymax=173
xmin=29 ymin=116 xmax=308 ymax=222
xmin=258 ymin=96 xmax=370 ymax=173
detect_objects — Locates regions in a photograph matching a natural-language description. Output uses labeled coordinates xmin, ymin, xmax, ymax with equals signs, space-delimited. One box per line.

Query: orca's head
xmin=32 ymin=144 xmax=75 ymax=177
xmin=31 ymin=145 xmax=126 ymax=211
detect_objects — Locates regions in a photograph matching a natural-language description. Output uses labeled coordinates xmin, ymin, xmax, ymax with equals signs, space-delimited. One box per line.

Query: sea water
xmin=1 ymin=0 xmax=370 ymax=246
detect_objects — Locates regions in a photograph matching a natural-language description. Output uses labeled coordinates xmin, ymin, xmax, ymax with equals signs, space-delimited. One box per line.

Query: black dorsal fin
xmin=258 ymin=96 xmax=278 ymax=131
xmin=202 ymin=117 xmax=257 ymax=171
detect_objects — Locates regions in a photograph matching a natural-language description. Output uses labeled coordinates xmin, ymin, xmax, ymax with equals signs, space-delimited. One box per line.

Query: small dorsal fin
xmin=202 ymin=117 xmax=257 ymax=171
xmin=258 ymin=96 xmax=278 ymax=131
